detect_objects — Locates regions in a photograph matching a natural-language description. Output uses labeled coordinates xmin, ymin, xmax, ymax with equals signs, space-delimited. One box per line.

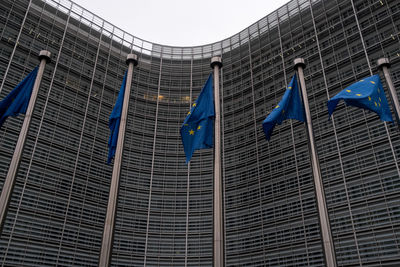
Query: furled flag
xmin=107 ymin=71 xmax=127 ymax=164
xmin=0 ymin=67 xmax=38 ymax=128
xmin=327 ymin=75 xmax=393 ymax=122
xmin=180 ymin=74 xmax=215 ymax=163
xmin=262 ymin=74 xmax=305 ymax=140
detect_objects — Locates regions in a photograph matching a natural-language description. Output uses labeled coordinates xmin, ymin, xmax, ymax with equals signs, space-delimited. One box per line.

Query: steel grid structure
xmin=0 ymin=0 xmax=400 ymax=266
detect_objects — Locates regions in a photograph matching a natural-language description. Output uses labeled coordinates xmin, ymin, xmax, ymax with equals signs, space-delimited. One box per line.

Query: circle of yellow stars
xmin=185 ymin=102 xmax=203 ymax=135
xmin=345 ymin=80 xmax=382 ymax=108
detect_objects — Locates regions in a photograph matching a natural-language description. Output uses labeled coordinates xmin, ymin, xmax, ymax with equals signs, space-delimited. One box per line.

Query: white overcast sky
xmin=72 ymin=0 xmax=290 ymax=46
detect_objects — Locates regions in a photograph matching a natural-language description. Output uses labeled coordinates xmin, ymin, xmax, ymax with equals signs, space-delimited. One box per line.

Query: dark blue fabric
xmin=327 ymin=75 xmax=393 ymax=122
xmin=0 ymin=67 xmax=38 ymax=128
xmin=262 ymin=74 xmax=305 ymax=140
xmin=180 ymin=74 xmax=215 ymax=163
xmin=107 ymin=72 xmax=127 ymax=164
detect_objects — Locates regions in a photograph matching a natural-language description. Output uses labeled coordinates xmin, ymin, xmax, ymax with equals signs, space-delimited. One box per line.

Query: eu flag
xmin=0 ymin=67 xmax=38 ymax=128
xmin=327 ymin=75 xmax=393 ymax=122
xmin=262 ymin=74 xmax=305 ymax=140
xmin=180 ymin=74 xmax=214 ymax=163
xmin=107 ymin=72 xmax=127 ymax=164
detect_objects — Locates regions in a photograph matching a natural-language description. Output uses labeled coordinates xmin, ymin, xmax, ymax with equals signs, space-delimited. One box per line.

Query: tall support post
xmin=294 ymin=58 xmax=337 ymax=267
xmin=0 ymin=50 xmax=51 ymax=233
xmin=211 ymin=56 xmax=224 ymax=267
xmin=99 ymin=54 xmax=138 ymax=267
xmin=377 ymin=58 xmax=400 ymax=127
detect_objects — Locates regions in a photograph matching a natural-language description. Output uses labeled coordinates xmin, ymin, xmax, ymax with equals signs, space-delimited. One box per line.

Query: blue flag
xmin=327 ymin=75 xmax=393 ymax=122
xmin=262 ymin=74 xmax=305 ymax=140
xmin=180 ymin=74 xmax=215 ymax=163
xmin=0 ymin=67 xmax=38 ymax=128
xmin=107 ymin=72 xmax=127 ymax=164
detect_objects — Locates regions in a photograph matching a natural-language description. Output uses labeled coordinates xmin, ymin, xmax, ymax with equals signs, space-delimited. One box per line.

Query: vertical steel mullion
xmin=295 ymin=58 xmax=337 ymax=267
xmin=308 ymin=0 xmax=361 ymax=265
xmin=349 ymin=0 xmax=372 ymax=72
xmin=0 ymin=50 xmax=51 ymax=234
xmin=277 ymin=8 xmax=303 ymax=193
xmin=143 ymin=54 xmax=163 ymax=266
xmin=350 ymin=0 xmax=400 ymax=177
xmin=246 ymin=29 xmax=266 ymax=267
xmin=0 ymin=0 xmax=33 ymax=94
xmin=184 ymin=57 xmax=193 ymax=267
xmin=77 ymin=18 xmax=118 ymax=214
xmin=384 ymin=1 xmax=400 ymax=49
xmin=220 ymin=65 xmax=227 ymax=267
xmin=2 ymin=5 xmax=73 ymax=262
xmin=54 ymin=19 xmax=106 ymax=265
xmin=0 ymin=0 xmax=21 ymax=39
xmin=277 ymin=9 xmax=311 ymax=262
xmin=99 ymin=53 xmax=137 ymax=267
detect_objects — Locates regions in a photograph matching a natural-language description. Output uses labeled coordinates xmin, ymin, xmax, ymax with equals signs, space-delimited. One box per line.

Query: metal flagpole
xmin=377 ymin=58 xmax=400 ymax=127
xmin=294 ymin=58 xmax=337 ymax=267
xmin=210 ymin=56 xmax=224 ymax=267
xmin=99 ymin=54 xmax=138 ymax=267
xmin=0 ymin=50 xmax=51 ymax=233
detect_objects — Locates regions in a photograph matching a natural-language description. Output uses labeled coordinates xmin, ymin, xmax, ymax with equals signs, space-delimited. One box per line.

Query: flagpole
xmin=0 ymin=50 xmax=51 ymax=233
xmin=377 ymin=58 xmax=400 ymax=127
xmin=210 ymin=56 xmax=224 ymax=267
xmin=99 ymin=53 xmax=138 ymax=267
xmin=294 ymin=58 xmax=337 ymax=267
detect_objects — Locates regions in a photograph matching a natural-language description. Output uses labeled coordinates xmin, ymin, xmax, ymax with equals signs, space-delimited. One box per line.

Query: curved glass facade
xmin=0 ymin=0 xmax=399 ymax=266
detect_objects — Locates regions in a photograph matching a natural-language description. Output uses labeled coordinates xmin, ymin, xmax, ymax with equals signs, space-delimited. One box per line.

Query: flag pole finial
xmin=210 ymin=56 xmax=222 ymax=69
xmin=38 ymin=50 xmax=51 ymax=63
xmin=294 ymin=57 xmax=306 ymax=70
xmin=126 ymin=54 xmax=138 ymax=66
xmin=377 ymin=58 xmax=390 ymax=69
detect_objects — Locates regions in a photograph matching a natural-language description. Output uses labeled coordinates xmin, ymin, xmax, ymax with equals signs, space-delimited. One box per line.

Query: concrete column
xmin=0 ymin=50 xmax=51 ymax=233
xmin=377 ymin=58 xmax=400 ymax=127
xmin=294 ymin=58 xmax=337 ymax=267
xmin=211 ymin=56 xmax=224 ymax=267
xmin=99 ymin=54 xmax=138 ymax=267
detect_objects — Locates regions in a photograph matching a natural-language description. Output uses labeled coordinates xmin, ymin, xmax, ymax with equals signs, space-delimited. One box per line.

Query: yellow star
xmin=370 ymin=81 xmax=375 ymax=84
xmin=356 ymin=94 xmax=361 ymax=96
xmin=187 ymin=111 xmax=191 ymax=115
xmin=368 ymin=96 xmax=372 ymax=101
xmin=275 ymin=105 xmax=280 ymax=109
xmin=346 ymin=90 xmax=351 ymax=93
xmin=379 ymin=103 xmax=381 ymax=107
xmin=192 ymin=103 xmax=196 ymax=107
xmin=189 ymin=129 xmax=194 ymax=135
xmin=374 ymin=102 xmax=377 ymax=107
xmin=197 ymin=125 xmax=201 ymax=130
xmin=288 ymin=86 xmax=292 ymax=90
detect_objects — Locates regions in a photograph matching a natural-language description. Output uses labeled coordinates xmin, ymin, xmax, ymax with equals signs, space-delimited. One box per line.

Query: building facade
xmin=0 ymin=0 xmax=399 ymax=266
